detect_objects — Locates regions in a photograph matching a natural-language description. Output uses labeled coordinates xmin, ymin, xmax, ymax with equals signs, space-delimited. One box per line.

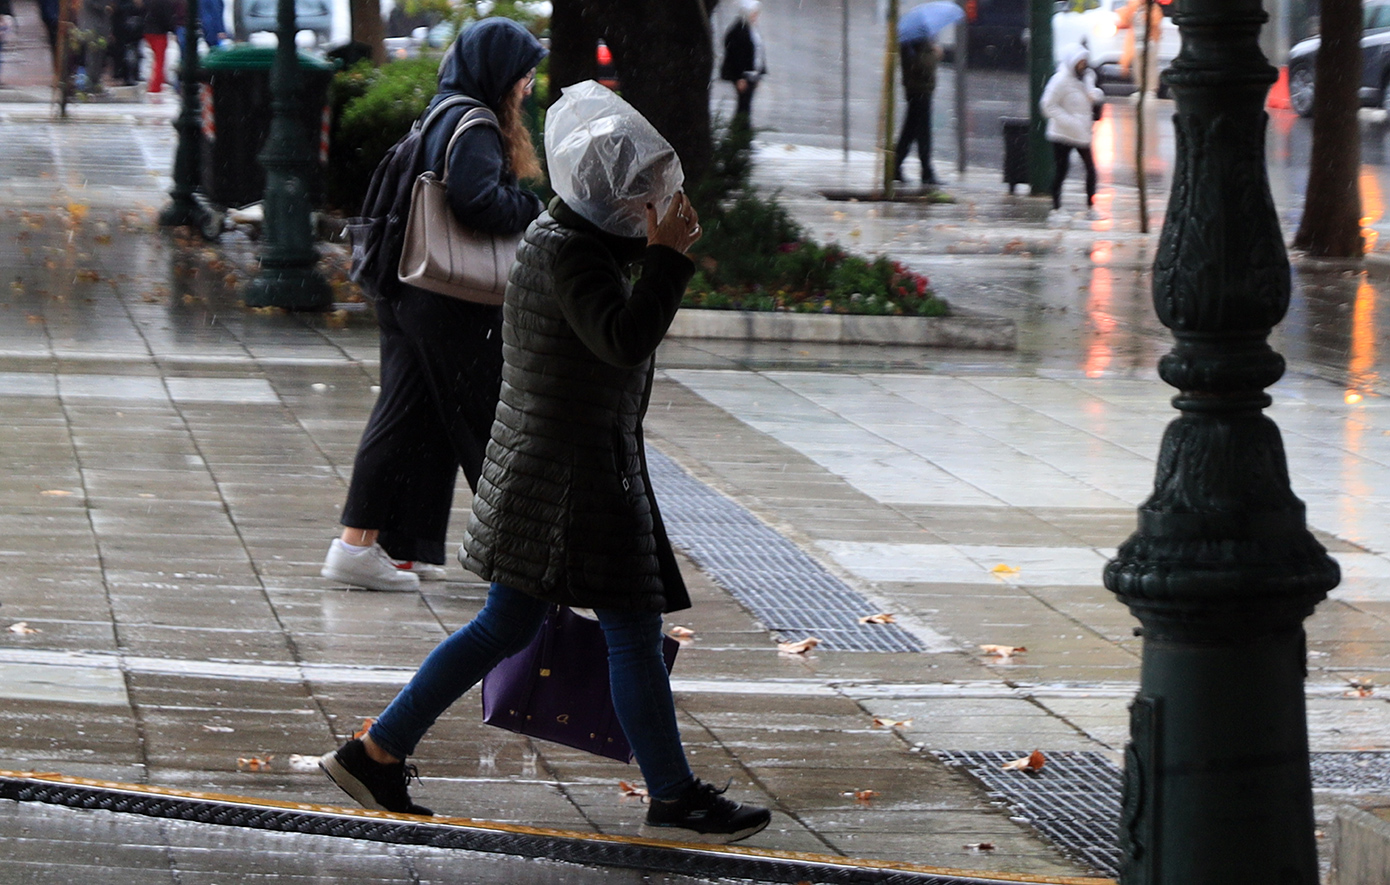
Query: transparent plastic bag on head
xmin=544 ymin=80 xmax=685 ymax=239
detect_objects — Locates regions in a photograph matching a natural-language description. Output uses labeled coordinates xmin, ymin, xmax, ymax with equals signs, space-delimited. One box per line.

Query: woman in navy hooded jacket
xmin=321 ymin=18 xmax=547 ymax=593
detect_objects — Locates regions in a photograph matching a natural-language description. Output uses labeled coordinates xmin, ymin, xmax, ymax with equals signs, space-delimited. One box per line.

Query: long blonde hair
xmin=497 ymin=79 xmax=543 ymax=183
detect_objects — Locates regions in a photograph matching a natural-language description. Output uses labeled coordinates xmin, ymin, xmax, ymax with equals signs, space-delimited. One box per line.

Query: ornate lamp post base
xmin=242 ymin=265 xmax=332 ymax=309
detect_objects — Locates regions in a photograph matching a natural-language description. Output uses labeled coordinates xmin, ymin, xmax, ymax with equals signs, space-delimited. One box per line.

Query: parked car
xmin=231 ymin=0 xmax=335 ymax=42
xmin=1288 ymin=0 xmax=1390 ymax=117
xmin=1051 ymin=0 xmax=1179 ymax=86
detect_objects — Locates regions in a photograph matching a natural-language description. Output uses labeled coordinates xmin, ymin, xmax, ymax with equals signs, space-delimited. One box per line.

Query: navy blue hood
xmin=436 ymin=17 xmax=547 ymax=112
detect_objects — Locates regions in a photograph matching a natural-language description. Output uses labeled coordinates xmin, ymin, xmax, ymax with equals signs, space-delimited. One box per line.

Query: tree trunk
xmin=1292 ymin=0 xmax=1362 ymax=257
xmin=550 ymin=0 xmax=715 ymax=184
xmin=349 ymin=0 xmax=386 ymax=65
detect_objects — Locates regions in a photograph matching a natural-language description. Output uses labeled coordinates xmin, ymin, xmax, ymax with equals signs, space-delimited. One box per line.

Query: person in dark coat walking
xmin=719 ymin=0 xmax=766 ymax=124
xmin=142 ymin=0 xmax=179 ymax=94
xmin=894 ymin=34 xmax=941 ymax=187
xmin=319 ymin=17 xmax=547 ymax=592
xmin=109 ymin=0 xmax=145 ymax=86
xmin=318 ymin=80 xmax=772 ymax=845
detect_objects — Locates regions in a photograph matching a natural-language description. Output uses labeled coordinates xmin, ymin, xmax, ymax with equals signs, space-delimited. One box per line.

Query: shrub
xmin=684 ymin=123 xmax=946 ymax=317
xmin=326 ymin=56 xmax=441 ymax=211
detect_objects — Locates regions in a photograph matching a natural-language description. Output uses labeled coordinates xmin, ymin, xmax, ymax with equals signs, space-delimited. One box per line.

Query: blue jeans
xmin=369 ymin=583 xmax=695 ymax=801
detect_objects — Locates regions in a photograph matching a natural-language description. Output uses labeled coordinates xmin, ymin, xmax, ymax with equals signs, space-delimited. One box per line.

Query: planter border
xmin=667 ymin=309 xmax=1016 ymax=350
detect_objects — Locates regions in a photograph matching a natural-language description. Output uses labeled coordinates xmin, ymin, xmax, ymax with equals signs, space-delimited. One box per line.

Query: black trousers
xmin=1051 ymin=142 xmax=1097 ymax=210
xmin=340 ymin=287 xmax=504 ymax=565
xmin=734 ymin=79 xmax=758 ymax=121
xmin=894 ymin=92 xmax=936 ymax=184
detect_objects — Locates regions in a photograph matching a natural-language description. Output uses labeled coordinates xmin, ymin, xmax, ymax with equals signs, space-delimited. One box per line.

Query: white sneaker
xmin=393 ymin=559 xmax=447 ymax=581
xmin=321 ymin=540 xmax=420 ymax=592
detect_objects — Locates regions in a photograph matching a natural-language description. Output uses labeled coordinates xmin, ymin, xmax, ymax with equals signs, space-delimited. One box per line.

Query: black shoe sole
xmin=639 ymin=815 xmax=770 ymax=844
xmin=320 ymin=750 xmax=388 ymax=812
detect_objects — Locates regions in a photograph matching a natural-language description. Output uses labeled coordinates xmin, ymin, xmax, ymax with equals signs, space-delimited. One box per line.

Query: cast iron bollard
xmin=158 ymin=0 xmax=217 ymax=238
xmin=1102 ymin=0 xmax=1341 ymax=880
xmin=241 ymin=0 xmax=331 ymax=309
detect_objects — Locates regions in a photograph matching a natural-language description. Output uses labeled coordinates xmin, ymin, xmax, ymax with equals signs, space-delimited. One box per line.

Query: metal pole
xmin=242 ymin=0 xmax=331 ymax=310
xmin=1134 ymin=0 xmax=1151 ymax=234
xmin=1026 ymin=0 xmax=1054 ymax=195
xmin=842 ymin=0 xmax=850 ymax=161
xmin=881 ymin=0 xmax=899 ymax=198
xmin=1103 ymin=0 xmax=1339 ymax=877
xmin=159 ymin=0 xmax=216 ymax=236
xmin=955 ymin=7 xmax=968 ymax=175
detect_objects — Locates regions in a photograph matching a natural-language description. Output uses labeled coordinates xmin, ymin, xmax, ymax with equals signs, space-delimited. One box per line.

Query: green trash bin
xmin=199 ymin=45 xmax=336 ymax=209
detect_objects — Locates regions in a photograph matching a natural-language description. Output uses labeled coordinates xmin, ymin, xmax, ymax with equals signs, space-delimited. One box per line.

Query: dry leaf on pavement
xmin=618 ymin=780 xmax=649 ymax=800
xmin=990 ymin=563 xmax=1020 ymax=576
xmin=237 ymin=755 xmax=274 ymax=772
xmin=844 ymin=789 xmax=877 ymax=804
xmin=1001 ymin=750 xmax=1046 ymax=773
xmin=39 ymin=489 xmax=72 ymax=497
xmin=980 ymin=644 xmax=1026 ymax=658
xmin=352 ymin=718 xmax=375 ymax=740
xmin=872 ymin=717 xmax=913 ymax=729
xmin=668 ymin=626 xmax=695 ymax=640
xmin=964 ymin=842 xmax=996 ymax=852
xmin=857 ymin=613 xmax=896 ymax=625
xmin=286 ymin=754 xmax=320 ymax=771
xmin=1346 ymin=678 xmax=1375 ymax=698
xmin=777 ymin=637 xmax=821 ymax=655
xmin=7 ymin=622 xmax=39 ymax=635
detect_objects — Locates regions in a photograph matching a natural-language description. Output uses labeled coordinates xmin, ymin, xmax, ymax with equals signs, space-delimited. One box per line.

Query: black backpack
xmin=347 ymin=96 xmax=496 ymax=301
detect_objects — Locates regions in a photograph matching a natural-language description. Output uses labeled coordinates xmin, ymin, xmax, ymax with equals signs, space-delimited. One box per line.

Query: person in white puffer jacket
xmin=1040 ymin=44 xmax=1104 ymax=216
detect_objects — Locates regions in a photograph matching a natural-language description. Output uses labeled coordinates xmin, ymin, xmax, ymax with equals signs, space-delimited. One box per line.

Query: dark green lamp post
xmin=159 ymin=0 xmax=217 ymax=236
xmin=1026 ymin=0 xmax=1054 ymax=195
xmin=242 ymin=0 xmax=332 ymax=309
xmin=1103 ymin=0 xmax=1340 ymax=880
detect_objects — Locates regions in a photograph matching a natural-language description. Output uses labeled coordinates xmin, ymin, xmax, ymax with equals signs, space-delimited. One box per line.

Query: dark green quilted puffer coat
xmin=460 ymin=198 xmax=694 ymax=613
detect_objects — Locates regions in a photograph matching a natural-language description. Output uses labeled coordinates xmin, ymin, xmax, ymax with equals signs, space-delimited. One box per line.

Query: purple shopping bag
xmin=480 ymin=606 xmax=679 ymax=763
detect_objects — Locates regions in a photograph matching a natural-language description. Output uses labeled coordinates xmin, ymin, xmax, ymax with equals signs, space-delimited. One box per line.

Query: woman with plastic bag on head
xmin=319 ymin=81 xmax=772 ymax=845
xmin=320 ymin=18 xmax=547 ymax=593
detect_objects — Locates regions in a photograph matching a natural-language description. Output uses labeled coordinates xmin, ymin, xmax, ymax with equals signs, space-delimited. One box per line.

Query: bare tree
xmin=550 ymin=0 xmax=716 ymax=183
xmin=1292 ymin=0 xmax=1363 ymax=257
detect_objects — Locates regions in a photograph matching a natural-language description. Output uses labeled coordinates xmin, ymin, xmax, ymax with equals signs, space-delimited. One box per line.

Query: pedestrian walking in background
xmin=1040 ymin=44 xmax=1103 ymax=220
xmin=894 ymin=34 xmax=941 ymax=187
xmin=39 ymin=0 xmax=59 ymax=73
xmin=109 ymin=0 xmax=144 ymax=85
xmin=141 ymin=0 xmax=178 ymax=94
xmin=319 ymin=79 xmax=773 ymax=845
xmin=719 ymin=0 xmax=766 ymax=125
xmin=320 ymin=18 xmax=546 ymax=593
xmin=199 ymin=0 xmax=224 ymax=46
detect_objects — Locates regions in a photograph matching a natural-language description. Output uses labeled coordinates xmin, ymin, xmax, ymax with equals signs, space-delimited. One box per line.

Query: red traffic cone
xmin=1268 ymin=65 xmax=1291 ymax=110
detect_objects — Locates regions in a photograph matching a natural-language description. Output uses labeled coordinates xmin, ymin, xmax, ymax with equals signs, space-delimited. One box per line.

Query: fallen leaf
xmin=777 ymin=637 xmax=821 ymax=655
xmin=872 ymin=717 xmax=913 ymax=729
xmin=618 ymin=780 xmax=648 ymax=799
xmin=990 ymin=563 xmax=1020 ymax=576
xmin=842 ymin=789 xmax=877 ymax=804
xmin=980 ymin=644 xmax=1026 ymax=658
xmin=138 ymin=493 xmax=156 ymax=499
xmin=8 ymin=622 xmax=39 ymax=635
xmin=1346 ymin=677 xmax=1375 ymax=698
xmin=668 ymin=626 xmax=695 ymax=639
xmin=351 ymin=718 xmax=375 ymax=740
xmin=287 ymin=754 xmax=320 ymax=771
xmin=964 ymin=841 xmax=996 ymax=852
xmin=1002 ymin=750 xmax=1046 ymax=773
xmin=236 ymin=755 xmax=274 ymax=771
xmin=39 ymin=489 xmax=73 ymax=497
xmin=858 ymin=613 xmax=897 ymax=625
xmin=201 ymin=725 xmax=234 ymax=733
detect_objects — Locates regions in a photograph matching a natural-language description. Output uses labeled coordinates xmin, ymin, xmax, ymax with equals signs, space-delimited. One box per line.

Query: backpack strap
xmin=417 ymin=94 xmax=480 ymax=135
xmin=440 ymin=107 xmax=501 ymax=185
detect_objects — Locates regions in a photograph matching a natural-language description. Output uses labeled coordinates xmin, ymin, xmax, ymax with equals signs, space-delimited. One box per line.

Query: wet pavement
xmin=3 ymin=71 xmax=1390 ymax=883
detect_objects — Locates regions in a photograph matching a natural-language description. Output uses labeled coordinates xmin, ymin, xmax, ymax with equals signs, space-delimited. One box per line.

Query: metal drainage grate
xmin=938 ymin=750 xmax=1390 ymax=878
xmin=646 ymin=447 xmax=924 ymax=653
xmin=0 ymin=771 xmax=1085 ymax=885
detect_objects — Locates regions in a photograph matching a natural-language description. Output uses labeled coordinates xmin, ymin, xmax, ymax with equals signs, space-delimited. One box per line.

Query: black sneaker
xmin=319 ymin=739 xmax=433 ymax=816
xmin=640 ymin=779 xmax=771 ymax=843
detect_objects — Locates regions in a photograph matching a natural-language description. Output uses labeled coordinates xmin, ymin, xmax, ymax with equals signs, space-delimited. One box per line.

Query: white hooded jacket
xmin=1040 ymin=46 xmax=1104 ymax=148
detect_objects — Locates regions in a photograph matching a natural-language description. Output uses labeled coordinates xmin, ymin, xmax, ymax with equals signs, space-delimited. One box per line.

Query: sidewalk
xmin=0 ymin=106 xmax=1388 ymax=883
